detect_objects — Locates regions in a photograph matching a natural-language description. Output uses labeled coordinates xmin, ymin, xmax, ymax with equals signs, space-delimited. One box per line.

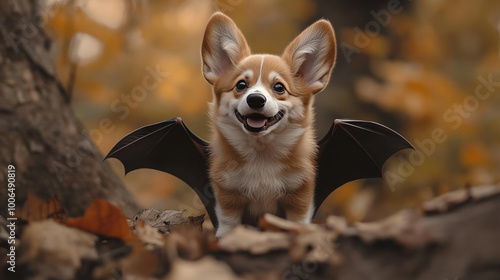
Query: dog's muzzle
xmin=235 ymin=109 xmax=284 ymax=133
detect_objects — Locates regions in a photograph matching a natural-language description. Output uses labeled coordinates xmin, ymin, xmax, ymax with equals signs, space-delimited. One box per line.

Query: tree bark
xmin=0 ymin=0 xmax=139 ymax=217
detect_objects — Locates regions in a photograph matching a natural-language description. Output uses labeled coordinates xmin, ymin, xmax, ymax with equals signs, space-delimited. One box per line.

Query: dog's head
xmin=202 ymin=13 xmax=336 ymax=141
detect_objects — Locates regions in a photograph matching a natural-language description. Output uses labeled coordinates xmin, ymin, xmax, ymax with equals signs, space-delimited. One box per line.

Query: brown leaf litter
xmin=422 ymin=184 xmax=500 ymax=214
xmin=18 ymin=220 xmax=98 ymax=280
xmin=8 ymin=184 xmax=500 ymax=280
xmin=129 ymin=208 xmax=205 ymax=234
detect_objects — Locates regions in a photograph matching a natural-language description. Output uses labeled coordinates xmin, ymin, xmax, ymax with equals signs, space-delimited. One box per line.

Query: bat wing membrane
xmin=314 ymin=119 xmax=415 ymax=215
xmin=105 ymin=117 xmax=218 ymax=227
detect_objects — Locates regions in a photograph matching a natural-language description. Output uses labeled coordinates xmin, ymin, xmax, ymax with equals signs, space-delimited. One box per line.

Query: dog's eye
xmin=273 ymin=82 xmax=286 ymax=94
xmin=235 ymin=80 xmax=247 ymax=92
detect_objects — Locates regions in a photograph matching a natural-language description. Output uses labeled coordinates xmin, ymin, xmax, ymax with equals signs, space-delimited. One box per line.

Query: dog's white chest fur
xmin=223 ymin=146 xmax=308 ymax=217
xmin=223 ymin=151 xmax=305 ymax=197
xmin=216 ymin=119 xmax=305 ymax=193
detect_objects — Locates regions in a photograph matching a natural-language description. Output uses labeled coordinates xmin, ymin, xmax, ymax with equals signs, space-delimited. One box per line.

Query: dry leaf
xmin=64 ymin=199 xmax=132 ymax=240
xmin=135 ymin=220 xmax=165 ymax=249
xmin=258 ymin=214 xmax=342 ymax=263
xmin=422 ymin=188 xmax=470 ymax=213
xmin=289 ymin=228 xmax=342 ymax=265
xmin=123 ymin=238 xmax=167 ymax=279
xmin=354 ymin=209 xmax=435 ymax=248
xmin=423 ymin=185 xmax=500 ymax=213
xmin=166 ymin=256 xmax=242 ymax=280
xmin=19 ymin=219 xmax=98 ymax=280
xmin=469 ymin=185 xmax=500 ymax=199
xmin=18 ymin=193 xmax=65 ymax=222
xmin=325 ymin=215 xmax=348 ymax=234
xmin=166 ymin=225 xmax=212 ymax=260
xmin=129 ymin=208 xmax=204 ymax=234
xmin=218 ymin=226 xmax=290 ymax=255
xmin=259 ymin=213 xmax=319 ymax=233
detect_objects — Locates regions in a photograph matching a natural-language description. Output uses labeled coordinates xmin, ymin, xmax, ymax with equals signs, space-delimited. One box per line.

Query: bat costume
xmin=105 ymin=117 xmax=414 ymax=229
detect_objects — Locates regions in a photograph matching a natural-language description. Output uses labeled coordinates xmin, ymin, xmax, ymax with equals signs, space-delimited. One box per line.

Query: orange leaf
xmin=64 ymin=199 xmax=132 ymax=240
xmin=18 ymin=193 xmax=65 ymax=222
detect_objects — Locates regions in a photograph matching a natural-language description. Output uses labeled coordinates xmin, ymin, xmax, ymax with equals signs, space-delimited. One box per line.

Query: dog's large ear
xmin=201 ymin=13 xmax=251 ymax=84
xmin=282 ymin=20 xmax=336 ymax=94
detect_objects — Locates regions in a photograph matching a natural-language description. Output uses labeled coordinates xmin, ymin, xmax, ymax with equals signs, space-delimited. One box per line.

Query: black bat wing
xmin=105 ymin=117 xmax=218 ymax=228
xmin=314 ymin=119 xmax=415 ymax=215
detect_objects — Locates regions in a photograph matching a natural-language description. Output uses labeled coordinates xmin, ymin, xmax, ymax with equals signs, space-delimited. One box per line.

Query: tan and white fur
xmin=201 ymin=13 xmax=336 ymax=237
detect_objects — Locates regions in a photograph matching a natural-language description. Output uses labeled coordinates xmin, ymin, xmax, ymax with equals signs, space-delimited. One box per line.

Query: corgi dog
xmin=201 ymin=13 xmax=336 ymax=237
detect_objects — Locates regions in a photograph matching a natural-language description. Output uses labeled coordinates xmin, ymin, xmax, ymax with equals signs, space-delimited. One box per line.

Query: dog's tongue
xmin=247 ymin=117 xmax=266 ymax=128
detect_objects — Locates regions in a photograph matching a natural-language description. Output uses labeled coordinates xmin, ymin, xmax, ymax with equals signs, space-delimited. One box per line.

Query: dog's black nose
xmin=247 ymin=93 xmax=266 ymax=109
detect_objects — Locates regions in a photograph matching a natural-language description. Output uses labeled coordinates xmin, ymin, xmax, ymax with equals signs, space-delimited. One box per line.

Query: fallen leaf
xmin=19 ymin=219 xmax=98 ymax=280
xmin=218 ymin=226 xmax=290 ymax=255
xmin=129 ymin=208 xmax=204 ymax=234
xmin=166 ymin=225 xmax=213 ymax=260
xmin=123 ymin=238 xmax=167 ymax=279
xmin=17 ymin=193 xmax=65 ymax=222
xmin=258 ymin=214 xmax=342 ymax=263
xmin=259 ymin=213 xmax=319 ymax=233
xmin=470 ymin=184 xmax=500 ymax=199
xmin=289 ymin=228 xmax=342 ymax=265
xmin=354 ymin=209 xmax=435 ymax=248
xmin=135 ymin=220 xmax=165 ymax=249
xmin=166 ymin=256 xmax=242 ymax=280
xmin=64 ymin=199 xmax=132 ymax=240
xmin=422 ymin=185 xmax=500 ymax=214
xmin=422 ymin=187 xmax=470 ymax=213
xmin=325 ymin=215 xmax=348 ymax=234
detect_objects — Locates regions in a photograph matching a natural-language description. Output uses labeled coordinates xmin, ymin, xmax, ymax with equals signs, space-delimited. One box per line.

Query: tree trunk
xmin=0 ymin=0 xmax=139 ymax=217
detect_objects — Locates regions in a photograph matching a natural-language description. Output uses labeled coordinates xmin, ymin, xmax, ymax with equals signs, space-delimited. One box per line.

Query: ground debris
xmin=135 ymin=221 xmax=165 ymax=249
xmin=64 ymin=199 xmax=133 ymax=240
xmin=354 ymin=209 xmax=436 ymax=248
xmin=129 ymin=209 xmax=205 ymax=234
xmin=9 ymin=185 xmax=500 ymax=280
xmin=218 ymin=226 xmax=290 ymax=254
xmin=422 ymin=184 xmax=500 ymax=214
xmin=18 ymin=219 xmax=98 ymax=280
xmin=17 ymin=193 xmax=65 ymax=222
xmin=166 ymin=256 xmax=242 ymax=280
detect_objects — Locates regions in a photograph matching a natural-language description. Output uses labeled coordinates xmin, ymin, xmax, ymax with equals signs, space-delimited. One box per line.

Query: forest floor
xmin=1 ymin=184 xmax=500 ymax=280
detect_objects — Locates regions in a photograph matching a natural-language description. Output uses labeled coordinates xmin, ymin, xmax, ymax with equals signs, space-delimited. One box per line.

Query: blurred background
xmin=41 ymin=0 xmax=500 ymax=222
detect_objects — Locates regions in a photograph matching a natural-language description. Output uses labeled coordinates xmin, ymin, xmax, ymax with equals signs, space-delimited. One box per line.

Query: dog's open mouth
xmin=235 ymin=110 xmax=284 ymax=132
